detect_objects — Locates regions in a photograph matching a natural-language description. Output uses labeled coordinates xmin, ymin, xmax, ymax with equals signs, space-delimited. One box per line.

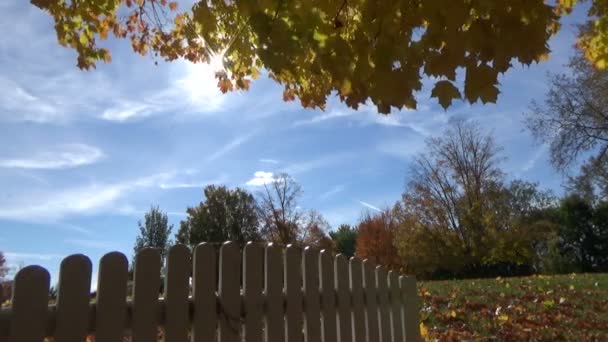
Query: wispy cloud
xmin=159 ymin=175 xmax=227 ymax=189
xmin=0 ymin=172 xmax=173 ymax=222
xmin=4 ymin=252 xmax=63 ymax=261
xmin=283 ymin=153 xmax=354 ymax=175
xmin=207 ymin=133 xmax=255 ymax=162
xmin=521 ymin=144 xmax=548 ymax=173
xmin=246 ymin=171 xmax=275 ymax=186
xmin=358 ymin=200 xmax=382 ymax=212
xmin=260 ymin=158 xmax=279 ymax=164
xmin=0 ymin=144 xmax=104 ymax=169
xmin=319 ymin=184 xmax=346 ymax=200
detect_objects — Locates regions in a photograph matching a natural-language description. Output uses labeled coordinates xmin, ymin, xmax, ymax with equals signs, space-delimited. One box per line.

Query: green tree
xmin=133 ymin=206 xmax=173 ymax=262
xmin=31 ymin=0 xmax=607 ymax=112
xmin=330 ymin=224 xmax=358 ymax=258
xmin=550 ymin=195 xmax=608 ymax=273
xmin=176 ymin=185 xmax=261 ymax=247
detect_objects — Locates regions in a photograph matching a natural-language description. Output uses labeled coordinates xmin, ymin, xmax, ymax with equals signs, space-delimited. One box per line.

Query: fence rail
xmin=0 ymin=242 xmax=420 ymax=342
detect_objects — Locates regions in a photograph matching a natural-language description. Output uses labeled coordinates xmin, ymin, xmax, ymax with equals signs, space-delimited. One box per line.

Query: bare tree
xmin=258 ymin=173 xmax=303 ymax=245
xmin=526 ymin=54 xmax=608 ymax=172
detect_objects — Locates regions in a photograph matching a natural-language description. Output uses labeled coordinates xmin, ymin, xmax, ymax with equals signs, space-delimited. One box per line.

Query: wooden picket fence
xmin=0 ymin=242 xmax=420 ymax=342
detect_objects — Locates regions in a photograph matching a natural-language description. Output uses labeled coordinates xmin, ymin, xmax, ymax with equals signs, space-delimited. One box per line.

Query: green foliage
xmin=546 ymin=195 xmax=608 ymax=273
xmin=176 ymin=185 xmax=261 ymax=247
xmin=32 ymin=0 xmax=608 ymax=113
xmin=329 ymin=224 xmax=358 ymax=258
xmin=133 ymin=206 xmax=173 ymax=262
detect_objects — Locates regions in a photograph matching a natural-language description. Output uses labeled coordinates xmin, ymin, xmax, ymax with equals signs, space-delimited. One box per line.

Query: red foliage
xmin=355 ymin=211 xmax=401 ymax=270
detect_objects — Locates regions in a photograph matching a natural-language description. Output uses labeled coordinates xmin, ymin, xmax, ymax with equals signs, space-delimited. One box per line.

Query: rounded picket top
xmin=96 ymin=251 xmax=129 ymax=342
xmin=166 ymin=244 xmax=191 ymax=267
xmin=55 ymin=254 xmax=93 ymax=342
xmin=10 ymin=265 xmax=50 ymax=342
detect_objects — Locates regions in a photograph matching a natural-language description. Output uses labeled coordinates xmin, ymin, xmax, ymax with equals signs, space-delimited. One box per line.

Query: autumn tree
xmin=257 ymin=173 xmax=302 ymax=245
xmin=31 ymin=0 xmax=607 ymax=113
xmin=300 ymin=210 xmax=335 ymax=251
xmin=176 ymin=185 xmax=261 ymax=247
xmin=355 ymin=210 xmax=401 ymax=270
xmin=133 ymin=206 xmax=173 ymax=263
xmin=394 ymin=121 xmax=554 ymax=278
xmin=330 ymin=224 xmax=358 ymax=258
xmin=257 ymin=173 xmax=332 ymax=249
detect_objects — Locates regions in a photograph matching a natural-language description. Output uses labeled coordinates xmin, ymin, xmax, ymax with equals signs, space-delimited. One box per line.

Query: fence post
xmin=389 ymin=271 xmax=404 ymax=342
xmin=192 ymin=243 xmax=217 ymax=342
xmin=165 ymin=244 xmax=191 ymax=341
xmin=265 ymin=243 xmax=285 ymax=342
xmin=244 ymin=242 xmax=264 ymax=342
xmin=132 ymin=248 xmax=161 ymax=342
xmin=9 ymin=266 xmax=50 ymax=342
xmin=95 ymin=252 xmax=128 ymax=342
xmin=55 ymin=254 xmax=92 ymax=342
xmin=363 ymin=260 xmax=379 ymax=342
xmin=219 ymin=242 xmax=240 ymax=342
xmin=400 ymin=276 xmax=420 ymax=342
xmin=285 ymin=245 xmax=303 ymax=342
xmin=335 ymin=255 xmax=352 ymax=342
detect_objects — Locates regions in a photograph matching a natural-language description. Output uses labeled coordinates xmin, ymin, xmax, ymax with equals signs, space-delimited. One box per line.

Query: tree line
xmin=134 ymin=53 xmax=608 ymax=280
xmin=134 ymin=121 xmax=607 ymax=280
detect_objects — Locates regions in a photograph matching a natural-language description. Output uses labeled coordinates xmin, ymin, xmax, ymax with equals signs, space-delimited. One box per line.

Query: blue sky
xmin=0 ymin=2 xmax=587 ymax=285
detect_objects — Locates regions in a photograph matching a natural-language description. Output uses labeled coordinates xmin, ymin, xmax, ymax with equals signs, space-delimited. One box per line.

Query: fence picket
xmin=400 ymin=276 xmax=420 ymax=342
xmin=389 ymin=272 xmax=404 ymax=342
xmin=165 ymin=244 xmax=191 ymax=342
xmin=335 ymin=255 xmax=352 ymax=342
xmin=377 ymin=267 xmax=391 ymax=342
xmin=131 ymin=248 xmax=161 ymax=342
xmin=244 ymin=243 xmax=263 ymax=342
xmin=0 ymin=242 xmax=420 ymax=342
xmin=363 ymin=260 xmax=379 ymax=342
xmin=192 ymin=243 xmax=217 ymax=342
xmin=265 ymin=244 xmax=285 ymax=342
xmin=320 ymin=250 xmax=337 ymax=342
xmin=9 ymin=266 xmax=49 ymax=342
xmin=54 ymin=254 xmax=92 ymax=342
xmin=303 ymin=247 xmax=322 ymax=342
xmin=95 ymin=252 xmax=129 ymax=342
xmin=350 ymin=258 xmax=366 ymax=342
xmin=219 ymin=242 xmax=240 ymax=342
xmin=285 ymin=245 xmax=303 ymax=342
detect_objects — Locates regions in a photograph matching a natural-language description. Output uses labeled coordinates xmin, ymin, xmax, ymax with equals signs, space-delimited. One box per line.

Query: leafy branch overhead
xmin=31 ymin=0 xmax=607 ymax=112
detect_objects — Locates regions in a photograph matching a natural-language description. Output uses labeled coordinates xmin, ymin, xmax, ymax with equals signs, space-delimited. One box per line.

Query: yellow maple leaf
xmin=420 ymin=322 xmax=429 ymax=337
xmin=498 ymin=314 xmax=509 ymax=322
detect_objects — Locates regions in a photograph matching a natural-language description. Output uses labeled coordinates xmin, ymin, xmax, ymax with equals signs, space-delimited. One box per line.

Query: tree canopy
xmin=133 ymin=206 xmax=173 ymax=262
xmin=30 ymin=0 xmax=608 ymax=113
xmin=176 ymin=185 xmax=261 ymax=247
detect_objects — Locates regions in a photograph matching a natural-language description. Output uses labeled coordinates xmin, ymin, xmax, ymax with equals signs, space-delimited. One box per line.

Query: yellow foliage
xmin=29 ymin=0 xmax=608 ymax=112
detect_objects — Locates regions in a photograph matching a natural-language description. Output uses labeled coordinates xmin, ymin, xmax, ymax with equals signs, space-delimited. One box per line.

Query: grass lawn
xmin=418 ymin=273 xmax=608 ymax=341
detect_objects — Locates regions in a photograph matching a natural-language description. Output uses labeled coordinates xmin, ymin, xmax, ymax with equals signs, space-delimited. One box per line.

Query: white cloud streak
xmin=358 ymin=200 xmax=382 ymax=212
xmin=319 ymin=184 xmax=346 ymax=200
xmin=207 ymin=133 xmax=255 ymax=162
xmin=260 ymin=158 xmax=279 ymax=164
xmin=0 ymin=144 xmax=104 ymax=170
xmin=0 ymin=172 xmax=174 ymax=222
